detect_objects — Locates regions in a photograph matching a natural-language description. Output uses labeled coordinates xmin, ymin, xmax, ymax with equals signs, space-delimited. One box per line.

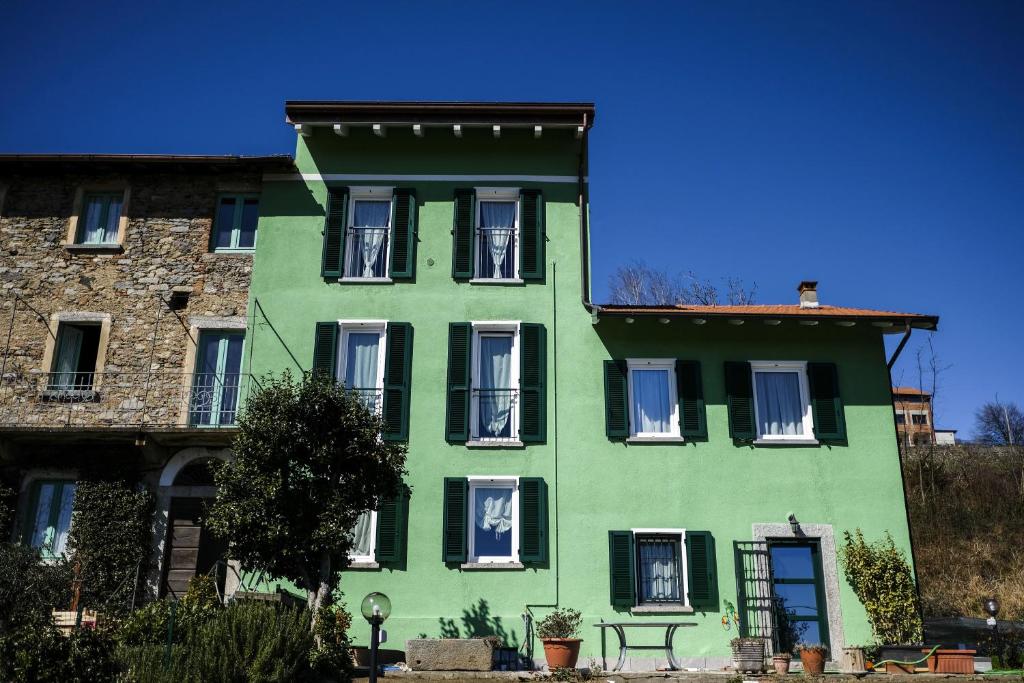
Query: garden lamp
xmin=787 ymin=512 xmax=800 ymax=534
xmin=984 ymin=597 xmax=1000 ymax=630
xmin=361 ymin=592 xmax=391 ymax=683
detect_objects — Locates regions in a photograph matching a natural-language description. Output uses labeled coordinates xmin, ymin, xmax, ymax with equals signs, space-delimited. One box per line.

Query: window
xmin=751 ymin=361 xmax=815 ymax=441
xmin=635 ymin=532 xmax=687 ymax=605
xmin=190 ymin=331 xmax=244 ymax=426
xmin=769 ymin=540 xmax=830 ymax=652
xmin=627 ymin=359 xmax=680 ymax=439
xmin=24 ymin=480 xmax=76 ymax=558
xmin=471 ymin=323 xmax=520 ymax=442
xmin=344 ymin=188 xmax=393 ymax=279
xmin=895 ymin=413 xmax=906 ymax=425
xmin=77 ymin=192 xmax=123 ymax=245
xmin=468 ymin=477 xmax=519 ymax=563
xmin=911 ymin=413 xmax=928 ymax=425
xmin=475 ymin=188 xmax=519 ymax=280
xmin=350 ymin=510 xmax=377 ymax=563
xmin=212 ymin=195 xmax=259 ymax=251
xmin=48 ymin=323 xmax=101 ymax=392
xmin=337 ymin=321 xmax=387 ymax=413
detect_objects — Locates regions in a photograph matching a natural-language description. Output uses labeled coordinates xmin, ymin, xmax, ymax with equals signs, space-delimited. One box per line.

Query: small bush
xmin=310 ymin=602 xmax=355 ymax=679
xmin=841 ymin=529 xmax=923 ymax=645
xmin=0 ymin=623 xmax=120 ymax=682
xmin=0 ymin=543 xmax=73 ymax=633
xmin=537 ymin=607 xmax=582 ymax=639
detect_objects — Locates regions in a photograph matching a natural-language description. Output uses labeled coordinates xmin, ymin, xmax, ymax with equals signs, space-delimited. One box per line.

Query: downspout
xmin=578 ymin=114 xmax=597 ymax=317
xmin=887 ymin=322 xmax=913 ymax=370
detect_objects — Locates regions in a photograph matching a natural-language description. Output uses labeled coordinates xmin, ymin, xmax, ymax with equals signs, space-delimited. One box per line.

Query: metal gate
xmin=733 ymin=541 xmax=780 ymax=654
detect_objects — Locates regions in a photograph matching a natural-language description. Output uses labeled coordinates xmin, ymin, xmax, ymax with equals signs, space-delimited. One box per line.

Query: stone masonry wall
xmin=0 ymin=165 xmax=266 ymax=427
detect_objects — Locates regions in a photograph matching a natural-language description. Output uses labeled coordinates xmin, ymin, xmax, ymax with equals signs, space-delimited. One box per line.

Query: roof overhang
xmin=0 ymin=154 xmax=295 ymax=173
xmin=594 ymin=305 xmax=938 ymax=333
xmin=285 ymin=100 xmax=595 ymax=139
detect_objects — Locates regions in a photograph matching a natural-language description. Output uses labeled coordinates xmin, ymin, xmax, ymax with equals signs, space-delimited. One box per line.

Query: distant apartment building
xmin=892 ymin=386 xmax=937 ymax=446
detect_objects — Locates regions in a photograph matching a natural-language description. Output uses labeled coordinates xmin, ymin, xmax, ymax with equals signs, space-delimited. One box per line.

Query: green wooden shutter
xmin=451 ymin=189 xmax=475 ymax=279
xmin=519 ymin=478 xmax=547 ymax=564
xmin=725 ymin=361 xmax=756 ymax=440
xmin=375 ymin=489 xmax=408 ymax=564
xmin=604 ymin=360 xmax=629 ymax=439
xmin=608 ymin=530 xmax=636 ymax=607
xmin=446 ymin=323 xmax=472 ymax=442
xmin=321 ymin=187 xmax=348 ymax=278
xmin=808 ymin=362 xmax=846 ymax=442
xmin=442 ymin=477 xmax=468 ymax=563
xmin=519 ymin=190 xmax=544 ymax=281
xmin=382 ymin=322 xmax=413 ymax=441
xmin=685 ymin=530 xmax=718 ymax=609
xmin=312 ymin=322 xmax=338 ymax=378
xmin=389 ymin=188 xmax=416 ymax=279
xmin=519 ymin=323 xmax=546 ymax=443
xmin=676 ymin=360 xmax=707 ymax=439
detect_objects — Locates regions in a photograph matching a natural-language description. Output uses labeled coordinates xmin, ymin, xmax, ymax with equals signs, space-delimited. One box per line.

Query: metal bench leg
xmin=613 ymin=625 xmax=627 ymax=672
xmin=665 ymin=624 xmax=683 ymax=671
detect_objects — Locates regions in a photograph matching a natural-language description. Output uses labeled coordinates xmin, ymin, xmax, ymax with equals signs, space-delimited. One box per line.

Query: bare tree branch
xmin=607 ymin=261 xmax=756 ymax=306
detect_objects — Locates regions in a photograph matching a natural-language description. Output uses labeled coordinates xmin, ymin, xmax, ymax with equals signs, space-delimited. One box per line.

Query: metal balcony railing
xmin=348 ymin=387 xmax=383 ymax=415
xmin=471 ymin=388 xmax=519 ymax=442
xmin=476 ymin=228 xmax=516 ymax=279
xmin=343 ymin=227 xmax=390 ymax=278
xmin=0 ymin=371 xmax=256 ymax=429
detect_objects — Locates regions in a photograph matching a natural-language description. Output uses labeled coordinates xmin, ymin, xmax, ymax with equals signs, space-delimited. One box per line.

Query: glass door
xmin=190 ymin=332 xmax=244 ymax=426
xmin=768 ymin=540 xmax=830 ymax=653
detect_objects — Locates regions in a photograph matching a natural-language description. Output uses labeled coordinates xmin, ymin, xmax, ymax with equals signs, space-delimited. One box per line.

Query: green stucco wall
xmin=244 ymin=126 xmax=912 ymax=663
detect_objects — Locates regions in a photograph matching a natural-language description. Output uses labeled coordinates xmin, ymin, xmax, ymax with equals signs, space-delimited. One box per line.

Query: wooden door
xmin=161 ymin=497 xmax=227 ymax=597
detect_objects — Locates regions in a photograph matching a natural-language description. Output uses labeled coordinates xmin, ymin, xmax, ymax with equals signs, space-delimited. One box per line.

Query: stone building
xmin=0 ymin=153 xmax=291 ymax=597
xmin=892 ymin=386 xmax=936 ymax=446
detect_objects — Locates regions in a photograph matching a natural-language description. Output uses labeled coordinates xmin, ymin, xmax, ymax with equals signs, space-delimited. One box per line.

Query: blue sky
xmin=2 ymin=0 xmax=1021 ymax=435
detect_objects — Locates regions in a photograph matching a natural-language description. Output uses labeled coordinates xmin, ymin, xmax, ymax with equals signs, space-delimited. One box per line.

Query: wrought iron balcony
xmin=0 ymin=371 xmax=257 ymax=429
xmin=349 ymin=387 xmax=383 ymax=415
xmin=471 ymin=388 xmax=519 ymax=443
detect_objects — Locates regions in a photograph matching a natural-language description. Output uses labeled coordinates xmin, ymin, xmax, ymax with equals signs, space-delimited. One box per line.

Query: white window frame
xmin=626 ymin=359 xmax=681 ymax=440
xmin=469 ymin=322 xmax=521 ymax=443
xmin=630 ymin=528 xmax=690 ymax=607
xmin=467 ymin=476 xmax=519 ymax=564
xmin=750 ymin=360 xmax=816 ymax=443
xmin=342 ymin=186 xmax=394 ymax=282
xmin=336 ymin=320 xmax=387 ymax=415
xmin=472 ymin=187 xmax=521 ymax=283
xmin=348 ymin=509 xmax=377 ymax=564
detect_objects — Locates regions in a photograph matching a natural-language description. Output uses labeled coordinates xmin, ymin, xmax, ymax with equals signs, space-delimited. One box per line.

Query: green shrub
xmin=310 ymin=602 xmax=355 ymax=679
xmin=118 ymin=575 xmax=221 ymax=646
xmin=118 ymin=598 xmax=172 ymax=646
xmin=0 ymin=542 xmax=73 ymax=632
xmin=536 ymin=607 xmax=582 ymax=639
xmin=841 ymin=529 xmax=923 ymax=645
xmin=0 ymin=623 xmax=120 ymax=682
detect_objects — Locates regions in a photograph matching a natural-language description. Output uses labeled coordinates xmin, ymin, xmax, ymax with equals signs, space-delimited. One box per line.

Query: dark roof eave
xmin=0 ymin=154 xmax=295 ymax=171
xmin=285 ymin=100 xmax=596 ymax=127
xmin=595 ymin=307 xmax=939 ymax=331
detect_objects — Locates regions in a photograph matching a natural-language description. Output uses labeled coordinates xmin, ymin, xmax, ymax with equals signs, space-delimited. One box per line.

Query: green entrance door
xmin=768 ymin=540 xmax=830 ymax=653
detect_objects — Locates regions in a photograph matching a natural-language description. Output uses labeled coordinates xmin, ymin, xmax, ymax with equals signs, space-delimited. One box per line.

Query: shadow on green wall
xmin=416 ymin=598 xmax=520 ymax=649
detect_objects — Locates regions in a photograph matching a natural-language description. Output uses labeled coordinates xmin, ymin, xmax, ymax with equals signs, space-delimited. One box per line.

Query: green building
xmin=244 ymin=101 xmax=937 ymax=669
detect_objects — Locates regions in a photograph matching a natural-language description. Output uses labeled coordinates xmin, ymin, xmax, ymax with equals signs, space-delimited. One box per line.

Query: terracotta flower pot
xmin=773 ymin=654 xmax=792 ymax=675
xmin=542 ymin=638 xmax=582 ymax=669
xmin=800 ymin=649 xmax=827 ymax=675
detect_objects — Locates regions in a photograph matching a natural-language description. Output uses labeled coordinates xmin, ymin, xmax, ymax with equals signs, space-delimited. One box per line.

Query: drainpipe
xmin=577 ymin=114 xmax=597 ymax=319
xmin=886 ymin=322 xmax=913 ymax=371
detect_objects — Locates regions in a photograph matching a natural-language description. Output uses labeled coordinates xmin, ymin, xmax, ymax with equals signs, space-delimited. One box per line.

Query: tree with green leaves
xmin=206 ymin=371 xmax=407 ymax=630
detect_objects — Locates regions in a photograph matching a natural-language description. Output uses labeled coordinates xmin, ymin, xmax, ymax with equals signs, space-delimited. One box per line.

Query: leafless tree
xmin=607 ymin=261 xmax=757 ymax=306
xmin=974 ymin=398 xmax=1024 ymax=446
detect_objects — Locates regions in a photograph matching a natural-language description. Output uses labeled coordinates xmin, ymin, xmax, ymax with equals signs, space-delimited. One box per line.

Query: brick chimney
xmin=798 ymin=281 xmax=819 ymax=308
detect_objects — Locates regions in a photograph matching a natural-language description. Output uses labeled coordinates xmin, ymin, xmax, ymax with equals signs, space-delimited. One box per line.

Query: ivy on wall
xmin=68 ymin=471 xmax=154 ymax=615
xmin=841 ymin=529 xmax=924 ymax=645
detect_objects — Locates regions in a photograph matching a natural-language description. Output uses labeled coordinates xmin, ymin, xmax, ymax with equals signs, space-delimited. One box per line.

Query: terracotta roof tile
xmin=892 ymin=386 xmax=931 ymax=396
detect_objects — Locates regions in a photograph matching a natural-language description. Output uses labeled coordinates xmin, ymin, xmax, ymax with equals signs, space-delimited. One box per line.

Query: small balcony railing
xmin=0 ymin=371 xmax=256 ymax=429
xmin=471 ymin=388 xmax=519 ymax=442
xmin=343 ymin=227 xmax=390 ymax=278
xmin=476 ymin=228 xmax=516 ymax=279
xmin=348 ymin=387 xmax=383 ymax=415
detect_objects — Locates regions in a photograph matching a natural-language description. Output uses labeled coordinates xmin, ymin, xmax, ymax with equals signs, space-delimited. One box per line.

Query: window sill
xmin=346 ymin=561 xmax=380 ymax=570
xmin=466 ymin=440 xmax=525 ymax=449
xmin=627 ymin=436 xmax=685 ymax=443
xmin=460 ymin=562 xmax=524 ymax=570
xmin=338 ymin=277 xmax=393 ymax=284
xmin=211 ymin=248 xmax=255 ymax=255
xmin=64 ymin=243 xmax=123 ymax=254
xmin=753 ymin=438 xmax=820 ymax=446
xmin=469 ymin=278 xmax=524 ymax=285
xmin=630 ymin=604 xmax=694 ymax=615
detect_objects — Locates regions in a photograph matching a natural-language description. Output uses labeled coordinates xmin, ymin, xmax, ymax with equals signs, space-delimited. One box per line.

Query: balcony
xmin=0 ymin=371 xmax=256 ymax=430
xmin=470 ymin=388 xmax=520 ymax=445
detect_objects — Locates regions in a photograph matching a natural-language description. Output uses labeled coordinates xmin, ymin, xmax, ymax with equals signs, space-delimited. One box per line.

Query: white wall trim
xmin=263 ymin=172 xmax=584 ymax=184
xmin=158 ymin=447 xmax=231 ymax=487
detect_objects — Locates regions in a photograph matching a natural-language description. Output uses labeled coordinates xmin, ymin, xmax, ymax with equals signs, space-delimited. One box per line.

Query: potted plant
xmin=771 ymin=652 xmax=792 ymax=675
xmin=537 ymin=608 xmax=583 ymax=670
xmin=798 ymin=644 xmax=828 ymax=675
xmin=731 ymin=637 xmax=766 ymax=673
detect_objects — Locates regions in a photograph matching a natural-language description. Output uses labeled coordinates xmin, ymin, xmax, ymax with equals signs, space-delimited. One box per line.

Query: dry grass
xmin=903 ymin=445 xmax=1024 ymax=620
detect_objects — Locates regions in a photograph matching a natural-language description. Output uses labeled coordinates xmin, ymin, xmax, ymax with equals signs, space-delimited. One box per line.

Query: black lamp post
xmin=361 ymin=592 xmax=391 ymax=683
xmin=984 ymin=597 xmax=1000 ymax=628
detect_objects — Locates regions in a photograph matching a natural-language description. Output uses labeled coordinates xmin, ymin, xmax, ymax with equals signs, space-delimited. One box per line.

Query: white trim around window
xmin=626 ymin=359 xmax=681 ymax=441
xmin=348 ymin=509 xmax=377 ymax=565
xmin=467 ymin=476 xmax=519 ymax=564
xmin=336 ymin=320 xmax=387 ymax=414
xmin=630 ymin=528 xmax=690 ymax=608
xmin=750 ymin=360 xmax=816 ymax=444
xmin=469 ymin=322 xmax=521 ymax=444
xmin=472 ymin=187 xmax=521 ymax=283
xmin=342 ymin=187 xmax=394 ymax=282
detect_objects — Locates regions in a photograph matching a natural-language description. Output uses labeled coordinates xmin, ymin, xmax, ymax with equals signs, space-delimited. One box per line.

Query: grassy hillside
xmin=902 ymin=444 xmax=1024 ymax=619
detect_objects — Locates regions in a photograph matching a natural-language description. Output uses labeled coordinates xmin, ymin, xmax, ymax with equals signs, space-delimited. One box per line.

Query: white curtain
xmin=639 ymin=540 xmax=680 ymax=601
xmin=480 ymin=202 xmax=515 ymax=278
xmin=478 ymin=335 xmax=512 ymax=437
xmin=345 ymin=332 xmax=380 ymax=410
xmin=353 ymin=200 xmax=390 ymax=277
xmin=82 ymin=197 xmax=106 ymax=243
xmin=755 ymin=372 xmax=804 ymax=435
xmin=475 ymin=490 xmax=513 ymax=539
xmin=632 ymin=369 xmax=671 ymax=433
xmin=53 ymin=484 xmax=75 ymax=556
xmin=53 ymin=326 xmax=83 ymax=389
xmin=105 ymin=197 xmax=123 ymax=241
xmin=351 ymin=511 xmax=373 ymax=557
xmin=30 ymin=483 xmax=56 ymax=549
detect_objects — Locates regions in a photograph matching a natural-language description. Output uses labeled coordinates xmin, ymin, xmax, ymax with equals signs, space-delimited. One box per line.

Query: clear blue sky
xmin=2 ymin=0 xmax=1021 ymax=436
